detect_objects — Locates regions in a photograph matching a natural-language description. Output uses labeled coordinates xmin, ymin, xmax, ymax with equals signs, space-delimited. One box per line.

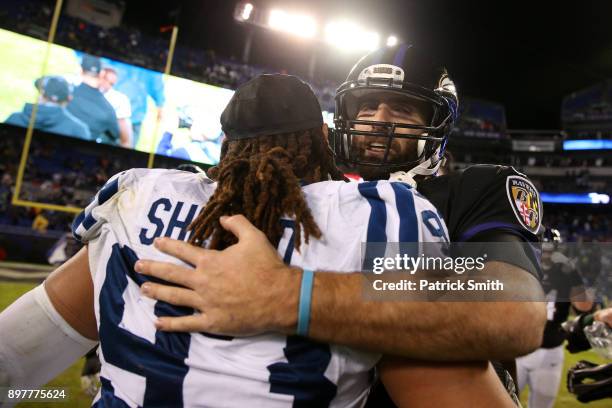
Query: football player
xmin=135 ymin=45 xmax=546 ymax=405
xmin=516 ymin=227 xmax=593 ymax=407
xmin=0 ymin=74 xmax=499 ymax=407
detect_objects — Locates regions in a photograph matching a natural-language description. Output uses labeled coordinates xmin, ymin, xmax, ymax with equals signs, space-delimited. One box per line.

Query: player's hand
xmin=594 ymin=307 xmax=612 ymax=327
xmin=135 ymin=215 xmax=300 ymax=336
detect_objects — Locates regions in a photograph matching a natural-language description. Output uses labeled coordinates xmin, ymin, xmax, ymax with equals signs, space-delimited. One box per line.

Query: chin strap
xmin=388 ymin=146 xmax=443 ymax=187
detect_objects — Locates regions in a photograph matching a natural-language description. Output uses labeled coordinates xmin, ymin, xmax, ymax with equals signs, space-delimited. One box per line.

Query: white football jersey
xmin=73 ymin=168 xmax=449 ymax=408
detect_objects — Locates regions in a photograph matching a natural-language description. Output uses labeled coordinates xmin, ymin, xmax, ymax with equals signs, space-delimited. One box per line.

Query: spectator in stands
xmin=31 ymin=208 xmax=48 ymax=232
xmin=0 ymin=174 xmax=12 ymax=223
xmin=4 ymin=76 xmax=90 ymax=140
xmin=67 ymin=54 xmax=120 ymax=145
xmin=99 ymin=67 xmax=132 ymax=147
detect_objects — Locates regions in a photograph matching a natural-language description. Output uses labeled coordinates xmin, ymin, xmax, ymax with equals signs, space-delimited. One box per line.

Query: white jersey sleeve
xmin=72 ymin=169 xmax=133 ymax=243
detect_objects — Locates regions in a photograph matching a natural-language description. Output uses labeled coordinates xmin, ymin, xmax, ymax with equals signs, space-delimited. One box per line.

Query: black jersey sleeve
xmin=418 ymin=165 xmax=542 ymax=278
xmin=443 ymin=165 xmax=542 ymax=243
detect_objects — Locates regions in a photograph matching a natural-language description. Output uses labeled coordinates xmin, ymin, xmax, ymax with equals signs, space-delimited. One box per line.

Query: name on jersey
xmin=139 ymin=198 xmax=201 ymax=245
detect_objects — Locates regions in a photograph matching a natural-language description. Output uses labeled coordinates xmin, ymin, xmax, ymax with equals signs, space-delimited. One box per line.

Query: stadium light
xmin=241 ymin=3 xmax=253 ymax=21
xmin=386 ymin=35 xmax=398 ymax=47
xmin=234 ymin=2 xmax=255 ymax=22
xmin=325 ymin=21 xmax=379 ymax=52
xmin=267 ymin=9 xmax=317 ymax=38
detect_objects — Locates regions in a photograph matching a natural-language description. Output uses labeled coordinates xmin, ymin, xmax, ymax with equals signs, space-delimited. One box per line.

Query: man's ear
xmin=322 ymin=123 xmax=329 ymax=143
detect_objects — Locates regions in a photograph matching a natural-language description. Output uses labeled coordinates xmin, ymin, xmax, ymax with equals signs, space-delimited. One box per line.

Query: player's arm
xmin=304 ymin=260 xmax=544 ymax=361
xmin=136 ymin=215 xmax=545 ymax=361
xmin=44 ymin=247 xmax=98 ymax=340
xmin=379 ymin=358 xmax=517 ymax=408
xmin=0 ymin=167 xmax=133 ymax=390
xmin=0 ymin=247 xmax=97 ymax=389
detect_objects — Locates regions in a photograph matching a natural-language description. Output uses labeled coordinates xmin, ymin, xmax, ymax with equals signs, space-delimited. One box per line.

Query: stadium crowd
xmin=0 ymin=122 xmax=609 ymax=245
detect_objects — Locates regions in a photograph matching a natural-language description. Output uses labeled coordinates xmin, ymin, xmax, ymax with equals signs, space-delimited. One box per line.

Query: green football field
xmin=0 ymin=281 xmax=609 ymax=407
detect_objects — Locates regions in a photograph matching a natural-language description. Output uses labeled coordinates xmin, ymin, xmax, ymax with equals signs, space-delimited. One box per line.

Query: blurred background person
xmin=98 ymin=67 xmax=132 ymax=147
xmin=67 ymin=54 xmax=119 ymax=145
xmin=517 ymin=227 xmax=594 ymax=408
xmin=111 ymin=63 xmax=165 ymax=148
xmin=5 ymin=75 xmax=90 ymax=140
xmin=565 ymin=306 xmax=612 ymax=403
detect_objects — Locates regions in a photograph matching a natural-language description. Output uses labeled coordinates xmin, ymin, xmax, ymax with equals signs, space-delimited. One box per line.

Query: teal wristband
xmin=297 ymin=269 xmax=314 ymax=336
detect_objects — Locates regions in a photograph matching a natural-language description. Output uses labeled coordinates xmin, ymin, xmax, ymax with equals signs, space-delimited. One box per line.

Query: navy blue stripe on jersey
xmin=98 ymin=178 xmax=119 ymax=205
xmin=92 ymin=377 xmax=131 ymax=408
xmin=391 ymin=182 xmax=419 ymax=259
xmin=280 ymin=219 xmax=296 ymax=264
xmin=358 ymin=182 xmax=387 ymax=242
xmin=268 ymin=337 xmax=337 ymax=407
xmin=71 ymin=211 xmax=85 ymax=240
xmin=99 ymin=244 xmax=189 ymax=407
xmin=124 ymin=265 xmax=193 ymax=354
xmin=390 ymin=182 xmax=418 ymax=243
xmin=124 ymin=246 xmax=234 ymax=342
xmin=393 ymin=43 xmax=410 ymax=67
xmin=358 ymin=182 xmax=387 ymax=272
xmin=82 ymin=213 xmax=97 ymax=230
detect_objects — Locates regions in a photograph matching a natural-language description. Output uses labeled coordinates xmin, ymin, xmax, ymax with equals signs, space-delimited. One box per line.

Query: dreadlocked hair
xmin=189 ymin=127 xmax=345 ymax=251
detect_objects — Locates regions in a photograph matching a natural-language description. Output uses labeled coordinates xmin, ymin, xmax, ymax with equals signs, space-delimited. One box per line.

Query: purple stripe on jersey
xmin=458 ymin=222 xmax=531 ymax=242
xmin=458 ymin=222 xmax=540 ymax=276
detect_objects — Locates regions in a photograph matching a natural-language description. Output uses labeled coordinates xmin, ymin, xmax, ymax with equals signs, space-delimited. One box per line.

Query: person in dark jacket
xmin=5 ymin=76 xmax=90 ymax=140
xmin=67 ymin=54 xmax=120 ymax=145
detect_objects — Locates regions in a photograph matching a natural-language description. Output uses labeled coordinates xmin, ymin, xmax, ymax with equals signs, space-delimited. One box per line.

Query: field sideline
xmin=0 ymin=281 xmax=608 ymax=408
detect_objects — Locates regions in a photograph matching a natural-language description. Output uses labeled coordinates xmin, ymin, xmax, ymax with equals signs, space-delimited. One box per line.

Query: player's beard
xmin=354 ymin=164 xmax=396 ymax=181
xmin=348 ymin=136 xmax=419 ymax=181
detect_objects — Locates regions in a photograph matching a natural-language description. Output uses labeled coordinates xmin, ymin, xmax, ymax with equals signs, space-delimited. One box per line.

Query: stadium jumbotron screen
xmin=0 ymin=28 xmax=234 ymax=165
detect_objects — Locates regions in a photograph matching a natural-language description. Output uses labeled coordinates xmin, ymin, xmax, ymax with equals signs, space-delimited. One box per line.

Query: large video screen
xmin=0 ymin=28 xmax=234 ymax=165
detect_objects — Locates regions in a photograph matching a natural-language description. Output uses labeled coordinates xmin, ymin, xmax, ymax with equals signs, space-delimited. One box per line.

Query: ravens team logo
xmin=506 ymin=175 xmax=541 ymax=234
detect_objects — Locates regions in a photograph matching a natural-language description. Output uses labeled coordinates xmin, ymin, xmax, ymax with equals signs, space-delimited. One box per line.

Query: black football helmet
xmin=330 ymin=44 xmax=459 ymax=180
